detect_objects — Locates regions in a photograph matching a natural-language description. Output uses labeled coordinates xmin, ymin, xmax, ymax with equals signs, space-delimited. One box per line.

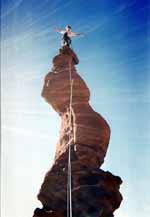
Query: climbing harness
xmin=67 ymin=58 xmax=74 ymax=217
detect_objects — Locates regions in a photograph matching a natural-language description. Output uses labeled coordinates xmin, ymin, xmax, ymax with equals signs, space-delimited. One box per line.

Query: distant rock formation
xmin=33 ymin=46 xmax=123 ymax=217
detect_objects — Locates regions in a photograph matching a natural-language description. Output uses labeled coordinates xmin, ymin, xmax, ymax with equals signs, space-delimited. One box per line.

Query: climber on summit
xmin=54 ymin=25 xmax=83 ymax=47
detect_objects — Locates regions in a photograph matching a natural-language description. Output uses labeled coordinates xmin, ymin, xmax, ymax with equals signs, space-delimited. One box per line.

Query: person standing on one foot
xmin=54 ymin=25 xmax=83 ymax=47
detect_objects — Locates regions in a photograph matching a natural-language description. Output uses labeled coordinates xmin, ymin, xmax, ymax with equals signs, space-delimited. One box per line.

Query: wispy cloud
xmin=1 ymin=0 xmax=23 ymax=19
xmin=2 ymin=126 xmax=53 ymax=141
xmin=75 ymin=0 xmax=137 ymax=36
xmin=1 ymin=0 xmax=72 ymax=46
xmin=4 ymin=110 xmax=55 ymax=117
xmin=113 ymin=0 xmax=136 ymax=14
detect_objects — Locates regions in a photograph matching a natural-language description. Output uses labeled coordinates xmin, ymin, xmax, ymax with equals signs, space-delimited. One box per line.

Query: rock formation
xmin=33 ymin=46 xmax=123 ymax=217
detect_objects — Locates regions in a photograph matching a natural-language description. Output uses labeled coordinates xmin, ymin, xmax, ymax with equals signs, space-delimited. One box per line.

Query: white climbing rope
xmin=67 ymin=58 xmax=74 ymax=217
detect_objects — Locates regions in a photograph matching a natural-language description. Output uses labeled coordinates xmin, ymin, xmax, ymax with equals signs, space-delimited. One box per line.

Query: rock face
xmin=33 ymin=46 xmax=123 ymax=217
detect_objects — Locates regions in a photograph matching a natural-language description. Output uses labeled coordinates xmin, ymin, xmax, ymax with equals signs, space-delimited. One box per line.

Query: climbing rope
xmin=67 ymin=58 xmax=74 ymax=217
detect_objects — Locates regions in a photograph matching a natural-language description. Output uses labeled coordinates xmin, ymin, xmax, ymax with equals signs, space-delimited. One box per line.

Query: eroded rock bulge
xmin=41 ymin=46 xmax=110 ymax=168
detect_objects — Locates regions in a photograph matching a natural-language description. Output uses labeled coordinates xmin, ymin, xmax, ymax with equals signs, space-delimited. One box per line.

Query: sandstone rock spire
xmin=33 ymin=46 xmax=123 ymax=217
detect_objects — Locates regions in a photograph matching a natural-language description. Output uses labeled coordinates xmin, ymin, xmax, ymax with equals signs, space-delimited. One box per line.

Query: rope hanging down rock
xmin=67 ymin=58 xmax=74 ymax=217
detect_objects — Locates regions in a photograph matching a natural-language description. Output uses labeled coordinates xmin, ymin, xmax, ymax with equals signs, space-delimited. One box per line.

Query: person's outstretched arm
xmin=54 ymin=27 xmax=65 ymax=34
xmin=70 ymin=32 xmax=85 ymax=37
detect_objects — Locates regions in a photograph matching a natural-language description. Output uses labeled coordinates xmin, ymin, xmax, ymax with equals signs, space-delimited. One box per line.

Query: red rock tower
xmin=33 ymin=46 xmax=123 ymax=217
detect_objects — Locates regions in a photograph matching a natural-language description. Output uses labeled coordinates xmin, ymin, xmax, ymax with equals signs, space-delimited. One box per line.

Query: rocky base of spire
xmin=33 ymin=165 xmax=122 ymax=217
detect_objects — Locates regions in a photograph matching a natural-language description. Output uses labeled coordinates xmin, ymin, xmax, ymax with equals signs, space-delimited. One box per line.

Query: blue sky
xmin=1 ymin=0 xmax=149 ymax=217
